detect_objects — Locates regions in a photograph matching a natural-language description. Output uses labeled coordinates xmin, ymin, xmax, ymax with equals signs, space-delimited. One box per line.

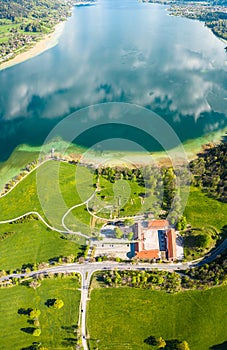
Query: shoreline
xmin=0 ymin=21 xmax=66 ymax=71
xmin=0 ymin=126 xmax=226 ymax=191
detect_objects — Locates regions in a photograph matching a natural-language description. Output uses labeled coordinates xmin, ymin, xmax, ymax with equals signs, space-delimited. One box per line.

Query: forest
xmin=190 ymin=141 xmax=227 ymax=203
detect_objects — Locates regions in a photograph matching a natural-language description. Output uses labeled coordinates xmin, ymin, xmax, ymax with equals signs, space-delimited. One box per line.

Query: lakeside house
xmin=134 ymin=220 xmax=177 ymax=261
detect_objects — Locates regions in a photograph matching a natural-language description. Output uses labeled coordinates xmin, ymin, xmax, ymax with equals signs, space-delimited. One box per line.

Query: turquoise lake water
xmin=0 ymin=0 xmax=227 ymax=161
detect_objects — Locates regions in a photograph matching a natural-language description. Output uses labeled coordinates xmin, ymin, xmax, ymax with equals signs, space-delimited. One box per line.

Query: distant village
xmin=143 ymin=0 xmax=227 ymax=41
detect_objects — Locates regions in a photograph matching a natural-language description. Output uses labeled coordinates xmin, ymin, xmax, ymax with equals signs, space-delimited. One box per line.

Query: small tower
xmin=51 ymin=147 xmax=55 ymax=159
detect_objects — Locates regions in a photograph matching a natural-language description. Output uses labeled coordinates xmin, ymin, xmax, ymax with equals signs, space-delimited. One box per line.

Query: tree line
xmin=190 ymin=141 xmax=227 ymax=202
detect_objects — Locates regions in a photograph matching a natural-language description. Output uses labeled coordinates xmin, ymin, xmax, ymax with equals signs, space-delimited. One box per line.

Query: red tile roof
xmin=167 ymin=229 xmax=176 ymax=260
xmin=148 ymin=220 xmax=169 ymax=229
xmin=135 ymin=249 xmax=159 ymax=259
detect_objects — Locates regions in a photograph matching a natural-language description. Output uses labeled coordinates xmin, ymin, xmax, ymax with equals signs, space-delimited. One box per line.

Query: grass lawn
xmin=0 ymin=160 xmax=94 ymax=230
xmin=0 ymin=276 xmax=80 ymax=349
xmin=0 ymin=220 xmax=85 ymax=271
xmin=87 ymin=286 xmax=227 ymax=350
xmin=0 ymin=149 xmax=40 ymax=191
xmin=184 ymin=187 xmax=227 ymax=231
xmin=94 ymin=175 xmax=161 ymax=219
xmin=0 ymin=159 xmax=226 ymax=237
xmin=64 ymin=204 xmax=93 ymax=236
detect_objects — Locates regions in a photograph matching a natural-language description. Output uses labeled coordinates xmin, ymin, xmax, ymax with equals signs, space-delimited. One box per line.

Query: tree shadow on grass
xmin=61 ymin=324 xmax=78 ymax=347
xmin=210 ymin=341 xmax=227 ymax=350
xmin=61 ymin=324 xmax=78 ymax=333
xmin=144 ymin=336 xmax=186 ymax=349
xmin=45 ymin=298 xmax=56 ymax=307
xmin=20 ymin=327 xmax=35 ymax=334
xmin=27 ymin=319 xmax=34 ymax=325
xmin=62 ymin=337 xmax=77 ymax=347
xmin=21 ymin=342 xmax=40 ymax=350
xmin=165 ymin=340 xmax=184 ymax=349
xmin=18 ymin=308 xmax=33 ymax=316
xmin=144 ymin=336 xmax=156 ymax=346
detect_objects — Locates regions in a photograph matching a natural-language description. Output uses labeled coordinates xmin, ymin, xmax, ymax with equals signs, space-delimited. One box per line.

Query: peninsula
xmin=0 ymin=0 xmax=95 ymax=68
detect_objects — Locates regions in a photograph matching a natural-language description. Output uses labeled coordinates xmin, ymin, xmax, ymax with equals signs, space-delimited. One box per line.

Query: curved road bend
xmin=0 ymin=211 xmax=90 ymax=239
xmin=61 ymin=190 xmax=97 ymax=233
xmin=195 ymin=238 xmax=227 ymax=267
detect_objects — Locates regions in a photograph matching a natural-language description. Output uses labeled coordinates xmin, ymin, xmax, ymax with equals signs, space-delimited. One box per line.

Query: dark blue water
xmin=0 ymin=0 xmax=227 ymax=160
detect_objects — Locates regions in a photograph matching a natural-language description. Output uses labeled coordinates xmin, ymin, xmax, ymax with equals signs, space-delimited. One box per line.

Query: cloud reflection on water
xmin=0 ymin=1 xmax=226 ymax=153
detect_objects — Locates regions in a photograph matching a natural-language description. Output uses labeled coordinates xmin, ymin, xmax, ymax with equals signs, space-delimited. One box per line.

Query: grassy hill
xmin=0 ymin=160 xmax=93 ymax=231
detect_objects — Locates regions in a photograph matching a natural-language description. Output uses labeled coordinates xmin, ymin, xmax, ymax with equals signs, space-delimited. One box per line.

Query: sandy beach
xmin=0 ymin=21 xmax=65 ymax=71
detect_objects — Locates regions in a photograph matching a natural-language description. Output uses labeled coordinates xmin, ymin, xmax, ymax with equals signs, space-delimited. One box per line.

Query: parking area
xmin=94 ymin=240 xmax=134 ymax=259
xmin=100 ymin=223 xmax=132 ymax=239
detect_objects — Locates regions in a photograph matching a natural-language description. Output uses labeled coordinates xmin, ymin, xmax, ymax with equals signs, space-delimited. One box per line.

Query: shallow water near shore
xmin=0 ymin=0 xmax=226 ymax=176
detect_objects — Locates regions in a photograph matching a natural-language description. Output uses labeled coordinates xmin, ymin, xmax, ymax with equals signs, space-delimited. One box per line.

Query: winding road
xmin=0 ymin=211 xmax=90 ymax=239
xmin=61 ymin=190 xmax=97 ymax=233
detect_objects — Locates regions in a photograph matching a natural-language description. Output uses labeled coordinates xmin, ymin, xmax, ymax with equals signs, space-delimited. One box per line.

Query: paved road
xmin=0 ymin=211 xmax=90 ymax=239
xmin=0 ymin=259 xmax=198 ymax=350
xmin=0 ymin=158 xmax=51 ymax=198
xmin=0 ymin=157 xmax=91 ymax=239
xmin=0 ymin=260 xmax=190 ymax=349
xmin=0 ymin=248 xmax=226 ymax=350
xmin=1 ymin=241 xmax=226 ymax=350
xmin=1 ymin=157 xmax=226 ymax=349
xmin=61 ymin=191 xmax=97 ymax=233
xmin=195 ymin=238 xmax=227 ymax=266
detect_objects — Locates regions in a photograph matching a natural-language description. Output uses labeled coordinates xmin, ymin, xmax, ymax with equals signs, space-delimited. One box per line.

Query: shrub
xmin=53 ymin=299 xmax=64 ymax=309
xmin=32 ymin=328 xmax=41 ymax=336
xmin=29 ymin=308 xmax=41 ymax=319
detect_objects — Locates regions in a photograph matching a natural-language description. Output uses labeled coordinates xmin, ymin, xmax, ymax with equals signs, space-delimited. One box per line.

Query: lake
xmin=0 ymin=0 xmax=227 ymax=162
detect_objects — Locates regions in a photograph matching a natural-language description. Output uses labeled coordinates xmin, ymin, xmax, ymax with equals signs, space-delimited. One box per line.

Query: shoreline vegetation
xmin=143 ymin=0 xmax=227 ymax=42
xmin=0 ymin=126 xmax=226 ymax=192
xmin=0 ymin=0 xmax=96 ymax=71
xmin=0 ymin=21 xmax=65 ymax=70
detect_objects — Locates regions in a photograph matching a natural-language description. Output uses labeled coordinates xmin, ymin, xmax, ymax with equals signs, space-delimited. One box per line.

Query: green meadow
xmin=184 ymin=187 xmax=227 ymax=231
xmin=87 ymin=286 xmax=227 ymax=350
xmin=0 ymin=160 xmax=226 ymax=244
xmin=0 ymin=160 xmax=93 ymax=230
xmin=0 ymin=276 xmax=80 ymax=349
xmin=0 ymin=220 xmax=85 ymax=271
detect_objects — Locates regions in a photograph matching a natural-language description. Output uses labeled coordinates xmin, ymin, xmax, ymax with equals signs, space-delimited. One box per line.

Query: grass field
xmin=184 ymin=187 xmax=227 ymax=231
xmin=0 ymin=220 xmax=85 ymax=271
xmin=64 ymin=204 xmax=93 ymax=235
xmin=0 ymin=149 xmax=40 ymax=191
xmin=0 ymin=160 xmax=93 ymax=230
xmin=0 ymin=159 xmax=226 ymax=239
xmin=0 ymin=276 xmax=80 ymax=350
xmin=87 ymin=286 xmax=227 ymax=350
xmin=96 ymin=175 xmax=161 ymax=219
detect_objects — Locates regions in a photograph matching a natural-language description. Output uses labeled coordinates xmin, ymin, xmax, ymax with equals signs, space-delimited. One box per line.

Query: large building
xmin=134 ymin=220 xmax=177 ymax=261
